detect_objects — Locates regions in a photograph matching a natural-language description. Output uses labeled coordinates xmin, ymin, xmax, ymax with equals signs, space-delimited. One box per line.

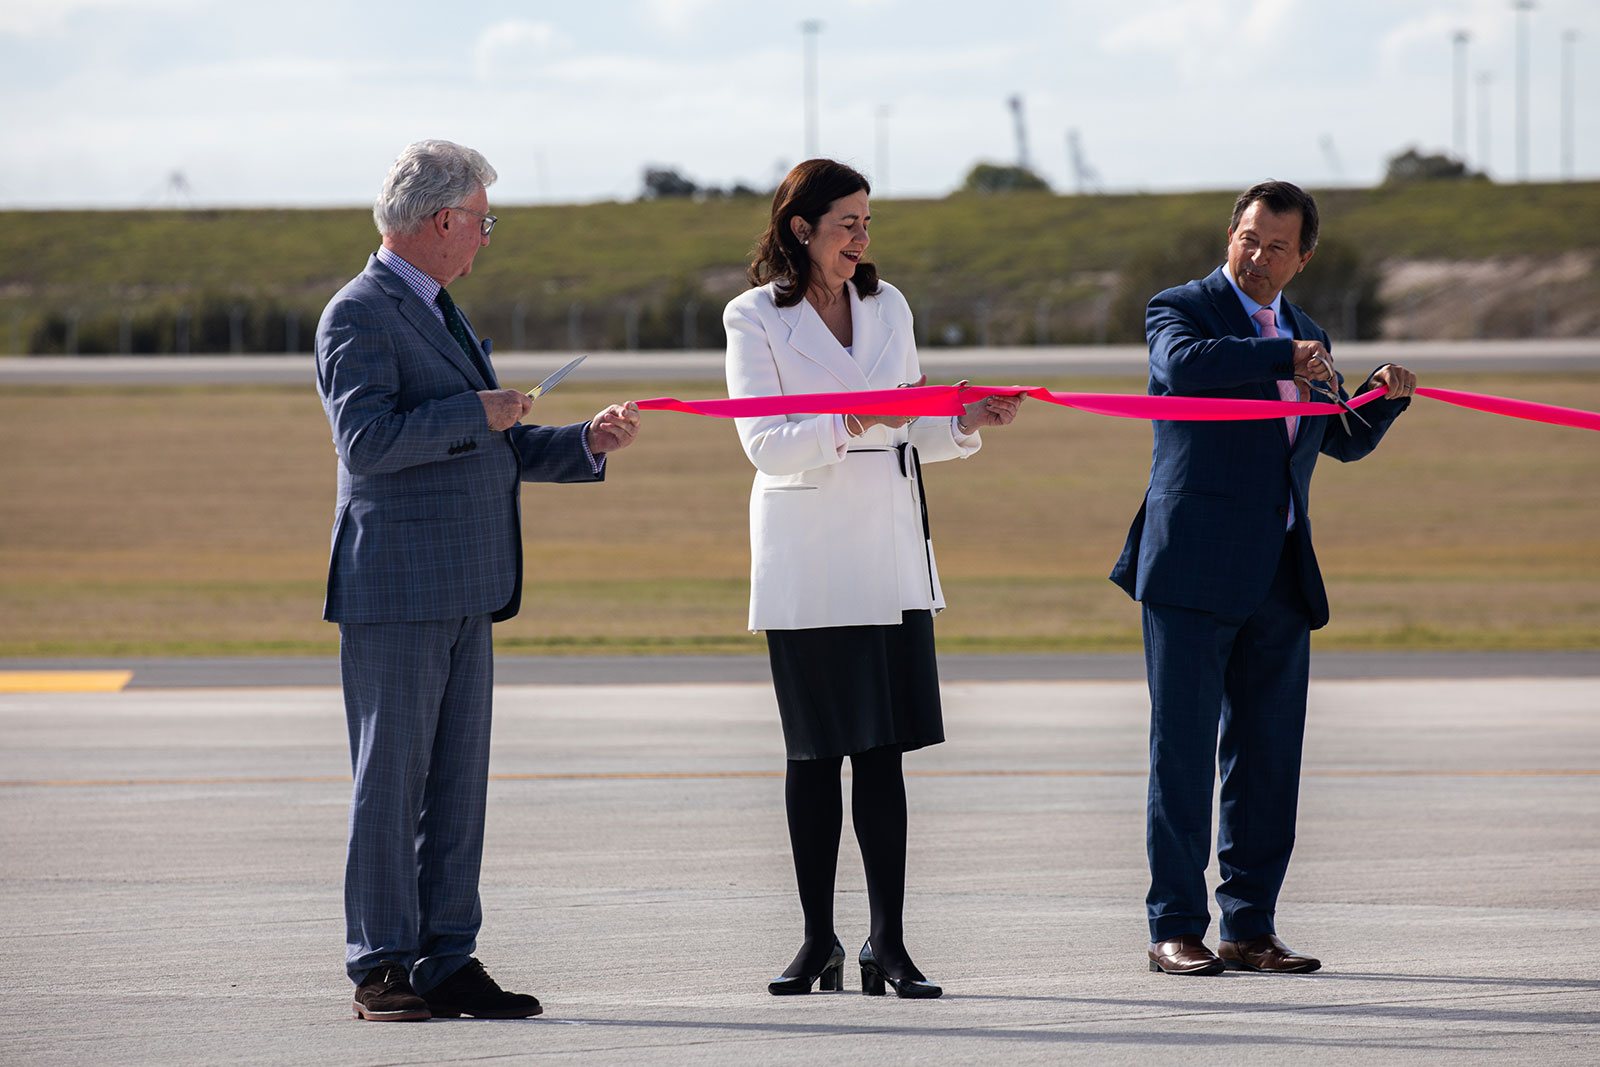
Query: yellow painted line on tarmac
xmin=0 ymin=768 xmax=1595 ymax=789
xmin=0 ymin=671 xmax=134 ymax=693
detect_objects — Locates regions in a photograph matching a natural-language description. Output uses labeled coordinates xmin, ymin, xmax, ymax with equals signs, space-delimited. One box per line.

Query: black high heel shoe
xmin=768 ymin=937 xmax=846 ymax=995
xmin=858 ymin=939 xmax=942 ymax=999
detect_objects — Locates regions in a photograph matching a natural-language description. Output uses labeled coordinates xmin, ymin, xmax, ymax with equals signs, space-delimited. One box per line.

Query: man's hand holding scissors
xmin=1290 ymin=340 xmax=1375 ymax=433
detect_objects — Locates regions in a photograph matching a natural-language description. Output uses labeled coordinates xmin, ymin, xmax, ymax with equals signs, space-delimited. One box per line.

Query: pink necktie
xmin=1252 ymin=307 xmax=1298 ymax=445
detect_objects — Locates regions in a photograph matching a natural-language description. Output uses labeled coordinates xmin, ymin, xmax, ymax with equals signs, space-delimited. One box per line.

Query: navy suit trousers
xmin=1142 ymin=535 xmax=1312 ymax=943
xmin=340 ymin=614 xmax=494 ymax=992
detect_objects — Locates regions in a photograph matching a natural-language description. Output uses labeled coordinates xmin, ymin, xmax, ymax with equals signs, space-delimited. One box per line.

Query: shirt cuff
xmin=951 ymin=414 xmax=980 ymax=443
xmin=830 ymin=413 xmax=853 ymax=455
xmin=581 ymin=427 xmax=607 ymax=474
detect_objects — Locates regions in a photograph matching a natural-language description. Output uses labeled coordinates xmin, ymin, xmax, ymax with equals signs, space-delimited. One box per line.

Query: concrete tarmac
xmin=4 ymin=649 xmax=1598 ymax=688
xmin=2 ymin=666 xmax=1597 ymax=1065
xmin=3 ymin=338 xmax=1597 ymax=386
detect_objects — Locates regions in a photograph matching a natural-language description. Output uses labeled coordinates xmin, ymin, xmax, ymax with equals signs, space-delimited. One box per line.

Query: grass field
xmin=2 ymin=374 xmax=1597 ymax=658
xmin=6 ymin=180 xmax=1598 ymax=351
xmin=12 ymin=183 xmax=1599 ymax=299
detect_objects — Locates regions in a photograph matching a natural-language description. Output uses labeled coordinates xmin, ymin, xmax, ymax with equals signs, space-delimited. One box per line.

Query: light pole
xmin=1453 ymin=30 xmax=1471 ymax=161
xmin=801 ymin=20 xmax=822 ymax=158
xmin=1562 ymin=29 xmax=1579 ymax=180
xmin=1477 ymin=70 xmax=1493 ymax=176
xmin=1514 ymin=0 xmax=1535 ymax=182
xmin=875 ymin=105 xmax=890 ymax=194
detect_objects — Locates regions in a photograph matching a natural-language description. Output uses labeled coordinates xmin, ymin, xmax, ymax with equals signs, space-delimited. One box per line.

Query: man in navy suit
xmin=316 ymin=140 xmax=640 ymax=1020
xmin=1111 ymin=181 xmax=1416 ymax=976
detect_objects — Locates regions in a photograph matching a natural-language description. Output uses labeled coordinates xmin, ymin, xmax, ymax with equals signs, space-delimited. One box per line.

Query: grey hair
xmin=373 ymin=140 xmax=498 ymax=237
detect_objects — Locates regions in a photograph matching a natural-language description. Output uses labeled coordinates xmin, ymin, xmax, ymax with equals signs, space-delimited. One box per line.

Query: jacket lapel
xmin=1202 ymin=266 xmax=1295 ymax=449
xmin=1202 ymin=265 xmax=1260 ymax=349
xmin=849 ymin=281 xmax=897 ymax=385
xmin=777 ymin=286 xmax=871 ymax=391
xmin=365 ymin=256 xmax=490 ymax=389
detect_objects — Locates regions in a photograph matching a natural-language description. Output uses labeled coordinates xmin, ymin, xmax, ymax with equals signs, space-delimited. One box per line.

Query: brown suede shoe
xmin=1147 ymin=934 xmax=1225 ymax=975
xmin=352 ymin=963 xmax=431 ymax=1021
xmin=1218 ymin=934 xmax=1321 ymax=973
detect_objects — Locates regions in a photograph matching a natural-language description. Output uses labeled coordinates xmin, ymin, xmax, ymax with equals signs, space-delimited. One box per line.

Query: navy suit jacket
xmin=1110 ymin=266 xmax=1408 ymax=628
xmin=316 ymin=254 xmax=602 ymax=625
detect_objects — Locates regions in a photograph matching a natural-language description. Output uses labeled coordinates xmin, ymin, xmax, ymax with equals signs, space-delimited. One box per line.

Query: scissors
xmin=1296 ymin=353 xmax=1369 ymax=434
xmin=526 ymin=354 xmax=587 ymax=401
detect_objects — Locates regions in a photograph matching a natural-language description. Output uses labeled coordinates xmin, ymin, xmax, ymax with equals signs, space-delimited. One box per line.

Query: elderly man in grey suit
xmin=315 ymin=140 xmax=640 ymax=1022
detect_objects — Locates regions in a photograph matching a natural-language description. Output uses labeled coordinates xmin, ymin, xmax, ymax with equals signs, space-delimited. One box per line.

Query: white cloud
xmin=1098 ymin=0 xmax=1303 ymax=67
xmin=637 ymin=0 xmax=721 ymax=32
xmin=474 ymin=19 xmax=575 ymax=83
xmin=1099 ymin=0 xmax=1229 ymax=56
xmin=1241 ymin=0 xmax=1294 ymax=45
xmin=4 ymin=0 xmax=1599 ymax=208
xmin=1376 ymin=0 xmax=1517 ymax=73
xmin=0 ymin=0 xmax=204 ymax=36
xmin=1377 ymin=10 xmax=1464 ymax=72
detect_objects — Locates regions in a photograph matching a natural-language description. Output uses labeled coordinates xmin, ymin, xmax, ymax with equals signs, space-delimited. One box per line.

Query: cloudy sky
xmin=1 ymin=0 xmax=1594 ymax=208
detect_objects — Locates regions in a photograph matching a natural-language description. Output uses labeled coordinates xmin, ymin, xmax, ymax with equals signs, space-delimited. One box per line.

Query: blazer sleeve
xmin=317 ymin=295 xmax=489 ymax=476
xmin=507 ymin=421 xmax=606 ymax=483
xmin=908 ymin=416 xmax=981 ymax=464
xmin=1146 ymin=287 xmax=1297 ymax=395
xmin=1317 ymin=360 xmax=1412 ymax=462
xmin=724 ymin=296 xmax=847 ymax=477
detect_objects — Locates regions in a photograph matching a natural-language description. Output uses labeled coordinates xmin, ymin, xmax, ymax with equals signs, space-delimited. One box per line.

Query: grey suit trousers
xmin=340 ymin=614 xmax=494 ymax=992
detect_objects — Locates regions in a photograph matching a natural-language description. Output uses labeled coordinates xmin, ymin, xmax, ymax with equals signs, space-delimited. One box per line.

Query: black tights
xmin=782 ymin=747 xmax=919 ymax=980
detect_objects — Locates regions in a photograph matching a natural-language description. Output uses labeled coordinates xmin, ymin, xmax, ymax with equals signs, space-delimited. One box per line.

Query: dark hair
xmin=748 ymin=158 xmax=879 ymax=308
xmin=1230 ymin=180 xmax=1319 ymax=256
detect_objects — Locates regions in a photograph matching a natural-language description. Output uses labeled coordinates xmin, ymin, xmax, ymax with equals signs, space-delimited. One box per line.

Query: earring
xmin=802 ymin=238 xmax=809 ymax=245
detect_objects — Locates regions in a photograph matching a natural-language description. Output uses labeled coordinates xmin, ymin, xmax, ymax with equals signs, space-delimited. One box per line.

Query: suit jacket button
xmin=1276 ymin=506 xmax=1289 ymax=517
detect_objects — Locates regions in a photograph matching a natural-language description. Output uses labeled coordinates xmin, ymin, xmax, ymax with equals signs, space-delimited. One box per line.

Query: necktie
xmin=1252 ymin=307 xmax=1298 ymax=446
xmin=1253 ymin=305 xmax=1299 ymax=531
xmin=434 ymin=287 xmax=492 ymax=384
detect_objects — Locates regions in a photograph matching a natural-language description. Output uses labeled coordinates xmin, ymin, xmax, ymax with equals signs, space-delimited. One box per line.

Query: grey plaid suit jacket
xmin=315 ymin=254 xmax=602 ymax=625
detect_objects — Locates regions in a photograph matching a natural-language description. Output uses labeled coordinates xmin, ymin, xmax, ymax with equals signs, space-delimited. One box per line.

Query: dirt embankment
xmin=1378 ymin=252 xmax=1598 ymax=340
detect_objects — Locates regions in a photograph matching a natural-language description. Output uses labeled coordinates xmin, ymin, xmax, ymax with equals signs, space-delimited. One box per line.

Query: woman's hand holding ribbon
xmin=847 ymin=374 xmax=927 ymax=435
xmin=958 ymin=390 xmax=1024 ymax=432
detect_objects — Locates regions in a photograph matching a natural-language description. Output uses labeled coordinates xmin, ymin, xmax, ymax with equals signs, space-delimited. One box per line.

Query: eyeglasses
xmin=440 ymin=205 xmax=497 ymax=237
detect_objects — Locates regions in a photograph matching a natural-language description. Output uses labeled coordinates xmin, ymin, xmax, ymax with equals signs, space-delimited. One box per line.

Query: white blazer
xmin=724 ymin=279 xmax=981 ymax=631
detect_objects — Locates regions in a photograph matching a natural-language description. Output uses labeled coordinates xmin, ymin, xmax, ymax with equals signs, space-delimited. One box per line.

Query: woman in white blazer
xmin=725 ymin=159 xmax=1021 ymax=1000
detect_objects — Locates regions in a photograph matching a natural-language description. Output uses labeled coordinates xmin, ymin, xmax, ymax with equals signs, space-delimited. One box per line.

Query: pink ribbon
xmin=636 ymin=385 xmax=966 ymax=418
xmin=634 ymin=384 xmax=1600 ymax=432
xmin=1413 ymin=387 xmax=1600 ymax=432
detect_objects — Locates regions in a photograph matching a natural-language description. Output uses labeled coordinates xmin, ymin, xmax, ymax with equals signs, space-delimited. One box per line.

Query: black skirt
xmin=765 ymin=609 xmax=944 ymax=761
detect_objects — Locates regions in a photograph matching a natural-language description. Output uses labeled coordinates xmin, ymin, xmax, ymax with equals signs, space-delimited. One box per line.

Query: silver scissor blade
xmin=1299 ymin=375 xmax=1369 ymax=434
xmin=1314 ymin=353 xmax=1370 ymax=432
xmin=526 ymin=354 xmax=587 ymax=400
xmin=1340 ymin=398 xmax=1371 ymax=430
xmin=1317 ymin=381 xmax=1371 ymax=432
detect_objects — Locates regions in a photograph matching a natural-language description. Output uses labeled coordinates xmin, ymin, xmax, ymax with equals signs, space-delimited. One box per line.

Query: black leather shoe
xmin=1147 ymin=934 xmax=1225 ymax=975
xmin=421 ymin=958 xmax=542 ymax=1019
xmin=1219 ymin=934 xmax=1321 ymax=973
xmin=769 ymin=937 xmax=846 ymax=995
xmin=859 ymin=939 xmax=942 ymax=999
xmin=352 ymin=963 xmax=431 ymax=1021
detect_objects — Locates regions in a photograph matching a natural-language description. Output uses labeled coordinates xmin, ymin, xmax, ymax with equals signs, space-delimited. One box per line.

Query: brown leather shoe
xmin=1218 ymin=934 xmax=1321 ymax=973
xmin=352 ymin=963 xmax=431 ymax=1021
xmin=1147 ymin=934 xmax=1224 ymax=975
